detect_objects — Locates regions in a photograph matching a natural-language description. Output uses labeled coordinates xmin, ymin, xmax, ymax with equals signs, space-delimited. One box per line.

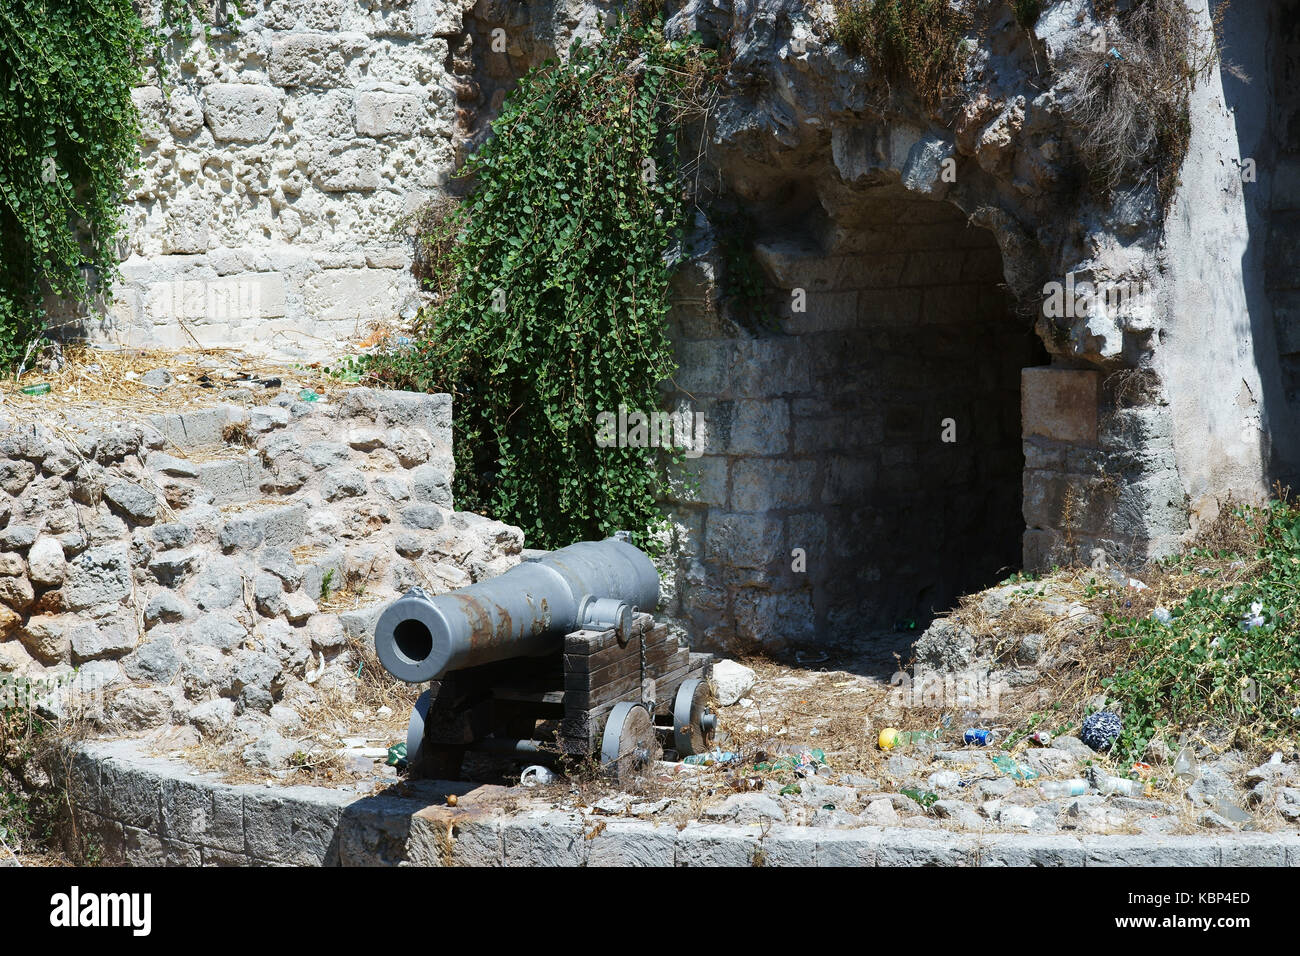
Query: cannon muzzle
xmin=374 ymin=536 xmax=660 ymax=683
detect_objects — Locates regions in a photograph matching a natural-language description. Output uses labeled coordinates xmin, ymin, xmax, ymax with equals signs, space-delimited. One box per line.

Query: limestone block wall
xmin=1020 ymin=368 xmax=1184 ymax=570
xmin=61 ymin=0 xmax=476 ymax=357
xmin=664 ymin=187 xmax=1044 ymax=648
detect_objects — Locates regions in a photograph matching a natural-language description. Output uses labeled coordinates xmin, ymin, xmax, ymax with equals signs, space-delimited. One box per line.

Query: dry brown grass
xmin=1062 ymin=0 xmax=1224 ymax=201
xmin=0 ymin=343 xmax=357 ymax=422
xmin=0 ymin=689 xmax=100 ymax=863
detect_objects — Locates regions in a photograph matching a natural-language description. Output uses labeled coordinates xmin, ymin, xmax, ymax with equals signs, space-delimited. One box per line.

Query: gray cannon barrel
xmin=374 ymin=537 xmax=660 ymax=683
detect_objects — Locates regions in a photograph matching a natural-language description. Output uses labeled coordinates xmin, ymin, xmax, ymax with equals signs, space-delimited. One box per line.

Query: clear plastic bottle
xmin=1039 ymin=778 xmax=1090 ymax=799
xmin=1090 ymin=770 xmax=1146 ymax=797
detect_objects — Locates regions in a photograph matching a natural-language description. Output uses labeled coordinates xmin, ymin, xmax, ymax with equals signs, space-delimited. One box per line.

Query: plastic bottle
xmin=1090 ymin=769 xmax=1147 ymax=797
xmin=991 ymin=753 xmax=1039 ymax=780
xmin=20 ymin=383 xmax=50 ymax=395
xmin=1173 ymin=745 xmax=1200 ymax=783
xmin=682 ymin=749 xmax=739 ymax=766
xmin=877 ymin=728 xmax=941 ymax=750
xmin=1039 ymin=778 xmax=1089 ymax=799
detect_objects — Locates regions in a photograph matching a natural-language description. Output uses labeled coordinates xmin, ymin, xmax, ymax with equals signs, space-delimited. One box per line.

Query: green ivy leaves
xmin=1102 ymin=499 xmax=1300 ymax=762
xmin=0 ymin=1 xmax=243 ymax=368
xmin=370 ymin=21 xmax=715 ymax=552
xmin=0 ymin=1 xmax=149 ymax=363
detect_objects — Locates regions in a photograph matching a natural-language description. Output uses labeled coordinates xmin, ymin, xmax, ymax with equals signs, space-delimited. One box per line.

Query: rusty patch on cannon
xmin=448 ymin=592 xmax=512 ymax=651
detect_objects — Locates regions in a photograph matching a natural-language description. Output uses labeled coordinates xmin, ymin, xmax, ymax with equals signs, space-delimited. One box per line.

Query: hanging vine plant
xmin=369 ymin=20 xmax=717 ymax=550
xmin=0 ymin=0 xmax=149 ymax=367
xmin=0 ymin=0 xmax=244 ymax=369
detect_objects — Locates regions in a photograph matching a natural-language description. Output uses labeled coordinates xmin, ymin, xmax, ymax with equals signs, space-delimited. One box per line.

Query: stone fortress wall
xmin=41 ymin=0 xmax=1300 ymax=649
xmin=66 ymin=0 xmax=476 ymax=357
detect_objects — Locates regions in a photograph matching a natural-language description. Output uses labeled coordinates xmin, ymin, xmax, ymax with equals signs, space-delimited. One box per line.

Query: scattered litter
xmin=878 ymin=728 xmax=940 ymax=750
xmin=1215 ymin=799 xmax=1251 ymax=824
xmin=1029 ymin=731 xmax=1053 ymax=746
xmin=1127 ymin=578 xmax=1148 ymax=591
xmin=1080 ymin=710 xmax=1122 ymax=752
xmin=520 ymin=765 xmax=556 ymax=786
xmin=754 ymin=749 xmax=826 ymax=775
xmin=1089 ymin=767 xmax=1147 ymax=797
xmin=1239 ymin=601 xmax=1266 ymax=631
xmin=1151 ymin=606 xmax=1172 ymax=625
xmin=299 ymin=388 xmax=320 ymax=402
xmin=19 ymin=383 xmax=50 ymax=396
xmin=682 ymin=749 xmax=740 ymax=766
xmin=305 ymin=651 xmax=326 ymax=684
xmin=963 ymin=728 xmax=993 ymax=746
xmin=1173 ymin=744 xmax=1200 ymax=783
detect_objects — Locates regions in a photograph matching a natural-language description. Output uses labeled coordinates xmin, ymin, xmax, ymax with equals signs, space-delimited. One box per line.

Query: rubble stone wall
xmin=0 ymin=385 xmax=522 ymax=765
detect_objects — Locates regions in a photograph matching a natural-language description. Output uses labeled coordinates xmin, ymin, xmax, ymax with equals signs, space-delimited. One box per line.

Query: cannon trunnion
xmin=373 ymin=537 xmax=715 ymax=778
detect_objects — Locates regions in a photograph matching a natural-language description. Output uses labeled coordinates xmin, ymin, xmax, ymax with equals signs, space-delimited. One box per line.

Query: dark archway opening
xmin=667 ymin=182 xmax=1048 ymax=649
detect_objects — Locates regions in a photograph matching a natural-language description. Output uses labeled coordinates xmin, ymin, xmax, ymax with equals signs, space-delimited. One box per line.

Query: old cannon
xmin=374 ymin=536 xmax=716 ymax=778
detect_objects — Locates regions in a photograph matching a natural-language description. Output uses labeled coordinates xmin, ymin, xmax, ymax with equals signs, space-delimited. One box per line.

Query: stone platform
xmin=68 ymin=739 xmax=1300 ymax=867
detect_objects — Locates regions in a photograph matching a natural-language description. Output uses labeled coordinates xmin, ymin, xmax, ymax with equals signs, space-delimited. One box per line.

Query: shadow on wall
xmin=1228 ymin=0 xmax=1300 ymax=491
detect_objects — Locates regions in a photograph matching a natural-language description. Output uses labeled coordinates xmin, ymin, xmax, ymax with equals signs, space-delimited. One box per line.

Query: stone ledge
xmin=68 ymin=739 xmax=1300 ymax=867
